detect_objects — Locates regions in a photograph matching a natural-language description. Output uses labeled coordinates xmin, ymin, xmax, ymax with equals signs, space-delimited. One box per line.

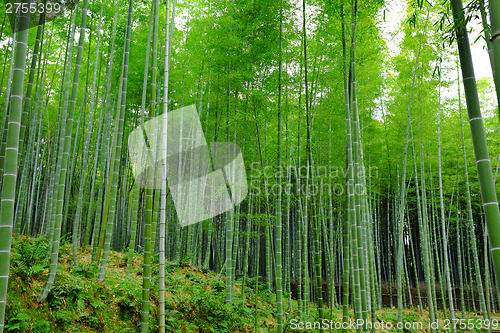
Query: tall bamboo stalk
xmin=40 ymin=0 xmax=89 ymax=301
xmin=141 ymin=0 xmax=160 ymax=330
xmin=72 ymin=6 xmax=103 ymax=266
xmin=458 ymin=68 xmax=488 ymax=319
xmin=452 ymin=0 xmax=500 ymax=296
xmin=0 ymin=2 xmax=30 ymax=331
xmin=394 ymin=8 xmax=429 ymax=327
xmin=97 ymin=0 xmax=133 ymax=282
xmin=437 ymin=101 xmax=456 ymax=329
xmin=341 ymin=6 xmax=352 ymax=331
xmin=275 ymin=0 xmax=284 ymax=330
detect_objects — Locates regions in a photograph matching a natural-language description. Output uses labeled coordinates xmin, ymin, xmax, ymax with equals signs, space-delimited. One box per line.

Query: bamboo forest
xmin=3 ymin=0 xmax=500 ymax=331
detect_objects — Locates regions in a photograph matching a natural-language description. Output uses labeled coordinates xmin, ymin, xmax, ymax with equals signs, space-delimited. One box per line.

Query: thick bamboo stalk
xmin=452 ymin=0 xmax=500 ymax=297
xmin=0 ymin=2 xmax=30 ymax=330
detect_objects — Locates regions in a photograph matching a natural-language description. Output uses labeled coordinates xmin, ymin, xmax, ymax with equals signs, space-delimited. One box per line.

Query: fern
xmin=4 ymin=310 xmax=30 ymax=332
xmin=11 ymin=236 xmax=50 ymax=280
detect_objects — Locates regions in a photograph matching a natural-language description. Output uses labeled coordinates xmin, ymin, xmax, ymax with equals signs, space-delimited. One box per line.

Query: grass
xmin=4 ymin=235 xmax=500 ymax=332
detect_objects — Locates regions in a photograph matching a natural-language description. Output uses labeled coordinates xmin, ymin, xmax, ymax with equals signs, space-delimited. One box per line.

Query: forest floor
xmin=4 ymin=235 xmax=500 ymax=332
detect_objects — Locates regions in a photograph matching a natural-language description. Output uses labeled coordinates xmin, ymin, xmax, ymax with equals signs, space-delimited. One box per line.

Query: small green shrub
xmin=11 ymin=236 xmax=49 ymax=281
xmin=46 ymin=284 xmax=84 ymax=310
xmin=117 ymin=296 xmax=139 ymax=322
xmin=77 ymin=312 xmax=104 ymax=330
xmin=4 ymin=310 xmax=30 ymax=332
xmin=210 ymin=279 xmax=225 ymax=292
xmin=53 ymin=310 xmax=75 ymax=326
xmin=244 ymin=276 xmax=267 ymax=292
xmin=186 ymin=272 xmax=201 ymax=283
xmin=32 ymin=320 xmax=51 ymax=333
xmin=72 ymin=263 xmax=98 ymax=278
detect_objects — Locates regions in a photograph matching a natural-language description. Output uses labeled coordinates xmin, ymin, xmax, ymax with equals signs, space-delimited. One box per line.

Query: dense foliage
xmin=0 ymin=0 xmax=500 ymax=331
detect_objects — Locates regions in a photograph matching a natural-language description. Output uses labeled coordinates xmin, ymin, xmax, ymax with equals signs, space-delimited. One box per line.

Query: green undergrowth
xmin=4 ymin=236 xmax=285 ymax=332
xmin=4 ymin=236 xmax=500 ymax=332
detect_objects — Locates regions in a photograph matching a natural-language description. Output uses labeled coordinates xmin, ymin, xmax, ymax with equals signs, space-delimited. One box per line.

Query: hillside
xmin=5 ymin=236 xmax=500 ymax=333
